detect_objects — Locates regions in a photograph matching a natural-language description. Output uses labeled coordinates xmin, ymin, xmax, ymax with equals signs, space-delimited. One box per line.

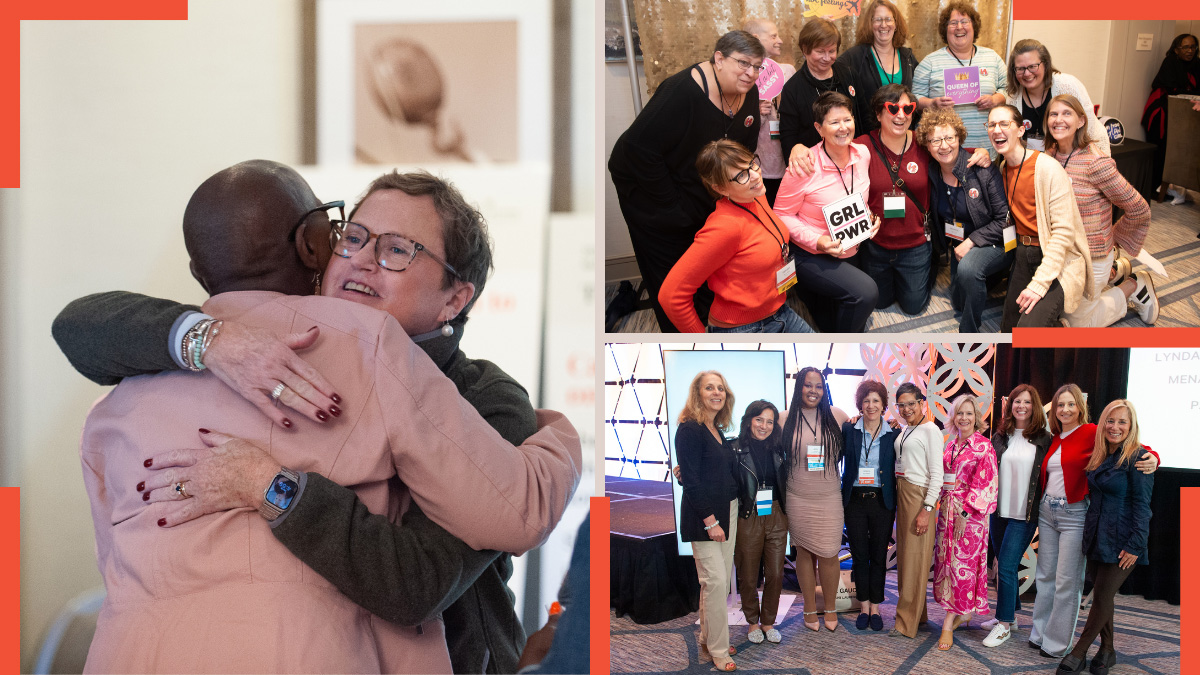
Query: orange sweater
xmin=659 ymin=196 xmax=789 ymax=333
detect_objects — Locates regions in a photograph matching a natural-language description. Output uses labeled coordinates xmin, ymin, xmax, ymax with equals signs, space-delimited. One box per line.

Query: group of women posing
xmin=611 ymin=0 xmax=1163 ymax=334
xmin=674 ymin=369 xmax=1156 ymax=675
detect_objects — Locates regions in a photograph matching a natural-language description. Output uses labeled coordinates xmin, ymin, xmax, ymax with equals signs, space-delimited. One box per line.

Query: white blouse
xmin=1044 ymin=425 xmax=1079 ymax=499
xmin=999 ymin=429 xmax=1036 ymax=519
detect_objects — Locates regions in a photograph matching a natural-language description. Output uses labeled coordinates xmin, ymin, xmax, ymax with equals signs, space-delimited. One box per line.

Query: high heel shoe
xmin=803 ymin=610 xmax=820 ymax=631
xmin=1089 ymin=649 xmax=1116 ymax=675
xmin=824 ymin=613 xmax=839 ymax=632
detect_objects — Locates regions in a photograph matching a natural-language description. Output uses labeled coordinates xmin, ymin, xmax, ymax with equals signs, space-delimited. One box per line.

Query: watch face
xmin=266 ymin=474 xmax=298 ymax=510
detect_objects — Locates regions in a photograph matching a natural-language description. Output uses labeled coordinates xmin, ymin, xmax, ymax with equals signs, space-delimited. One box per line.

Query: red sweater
xmin=1041 ymin=423 xmax=1160 ymax=503
xmin=659 ymin=196 xmax=788 ymax=333
xmin=859 ymin=130 xmax=930 ymax=250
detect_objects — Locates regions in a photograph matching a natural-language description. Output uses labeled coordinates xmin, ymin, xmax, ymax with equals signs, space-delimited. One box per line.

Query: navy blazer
xmin=841 ymin=420 xmax=899 ymax=510
xmin=1083 ymin=445 xmax=1154 ymax=565
xmin=927 ymin=145 xmax=1010 ymax=252
xmin=676 ymin=420 xmax=739 ymax=542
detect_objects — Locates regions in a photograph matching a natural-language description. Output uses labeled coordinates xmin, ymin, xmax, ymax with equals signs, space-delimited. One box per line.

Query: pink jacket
xmin=80 ymin=291 xmax=581 ymax=674
xmin=772 ymin=141 xmax=872 ymax=258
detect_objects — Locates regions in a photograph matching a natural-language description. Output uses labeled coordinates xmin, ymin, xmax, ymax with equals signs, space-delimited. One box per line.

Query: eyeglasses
xmin=289 ymin=200 xmax=345 ymax=242
xmin=725 ymin=54 xmax=765 ymax=73
xmin=872 ymin=17 xmax=895 ymax=25
xmin=947 ymin=19 xmax=972 ymax=28
xmin=330 ymin=220 xmax=460 ymax=278
xmin=986 ymin=120 xmax=1018 ymax=130
xmin=884 ymin=101 xmax=917 ymax=116
xmin=896 ymin=401 xmax=921 ymax=411
xmin=1014 ymin=62 xmax=1043 ymax=75
xmin=730 ymin=156 xmax=762 ymax=184
xmin=928 ymin=135 xmax=957 ymax=147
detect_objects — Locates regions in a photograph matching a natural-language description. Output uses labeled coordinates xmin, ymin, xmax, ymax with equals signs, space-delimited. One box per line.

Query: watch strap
xmin=259 ymin=467 xmax=301 ymax=521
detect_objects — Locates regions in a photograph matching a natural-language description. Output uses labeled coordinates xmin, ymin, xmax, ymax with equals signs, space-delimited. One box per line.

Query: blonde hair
xmin=1048 ymin=383 xmax=1089 ymax=435
xmin=1086 ymin=399 xmax=1142 ymax=471
xmin=678 ymin=370 xmax=735 ymax=431
xmin=950 ymin=394 xmax=987 ymax=434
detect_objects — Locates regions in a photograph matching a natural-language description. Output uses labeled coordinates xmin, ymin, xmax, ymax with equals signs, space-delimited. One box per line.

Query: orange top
xmin=659 ymin=196 xmax=789 ymax=333
xmin=1004 ymin=149 xmax=1040 ymax=239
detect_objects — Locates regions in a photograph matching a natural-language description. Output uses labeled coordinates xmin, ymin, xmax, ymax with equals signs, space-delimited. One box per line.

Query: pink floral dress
xmin=933 ymin=431 xmax=999 ymax=615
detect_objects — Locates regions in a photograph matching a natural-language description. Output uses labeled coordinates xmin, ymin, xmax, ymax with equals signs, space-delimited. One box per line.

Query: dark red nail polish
xmin=136 ymin=481 xmax=145 ymax=492
xmin=316 ymin=410 xmax=329 ymax=422
xmin=282 ymin=418 xmax=293 ymax=428
xmin=143 ymin=491 xmax=151 ymax=502
xmin=144 ymin=458 xmax=153 ymax=468
xmin=329 ymin=405 xmax=341 ymax=417
xmin=199 ymin=428 xmax=210 ymax=434
xmin=331 ymin=393 xmax=341 ymax=404
xmin=157 ymin=518 xmax=167 ymax=527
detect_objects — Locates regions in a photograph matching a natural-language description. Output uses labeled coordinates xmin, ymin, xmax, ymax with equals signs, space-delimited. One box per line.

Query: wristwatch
xmin=922 ymin=504 xmax=934 ymax=512
xmin=259 ymin=467 xmax=301 ymax=521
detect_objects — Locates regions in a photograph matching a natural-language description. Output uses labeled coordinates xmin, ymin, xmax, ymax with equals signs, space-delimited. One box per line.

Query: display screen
xmin=1125 ymin=348 xmax=1199 ymax=470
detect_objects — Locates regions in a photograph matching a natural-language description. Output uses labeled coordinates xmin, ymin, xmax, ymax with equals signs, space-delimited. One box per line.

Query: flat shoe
xmin=855 ymin=613 xmax=870 ymax=630
xmin=1042 ymin=648 xmax=1061 ymax=659
xmin=869 ymin=614 xmax=884 ymax=631
xmin=764 ymin=627 xmax=782 ymax=643
xmin=888 ymin=628 xmax=913 ymax=639
xmin=1089 ymin=649 xmax=1116 ymax=675
xmin=1028 ymin=640 xmax=1042 ymax=650
xmin=982 ymin=623 xmax=1011 ymax=647
xmin=1058 ymin=654 xmax=1086 ymax=673
xmin=747 ymin=628 xmax=764 ymax=644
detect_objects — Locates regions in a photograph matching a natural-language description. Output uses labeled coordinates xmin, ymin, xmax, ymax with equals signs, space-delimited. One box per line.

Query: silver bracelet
xmin=704 ymin=522 xmax=717 ymax=530
xmin=180 ymin=319 xmax=224 ymax=372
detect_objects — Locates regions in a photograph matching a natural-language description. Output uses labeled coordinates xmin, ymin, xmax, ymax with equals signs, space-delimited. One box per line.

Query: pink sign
xmin=943 ymin=66 xmax=981 ymax=105
xmin=756 ymin=58 xmax=785 ymax=100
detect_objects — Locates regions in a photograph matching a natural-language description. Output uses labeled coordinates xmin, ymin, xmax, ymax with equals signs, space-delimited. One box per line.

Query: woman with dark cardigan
xmin=675 ymin=370 xmax=740 ymax=671
xmin=608 ymin=31 xmax=763 ymax=332
xmin=1057 ymin=400 xmax=1153 ymax=675
xmin=836 ymin=0 xmax=919 ymax=134
xmin=778 ymin=18 xmax=866 ymax=164
xmin=840 ymin=380 xmax=899 ymax=631
xmin=1141 ymin=33 xmax=1199 ymax=202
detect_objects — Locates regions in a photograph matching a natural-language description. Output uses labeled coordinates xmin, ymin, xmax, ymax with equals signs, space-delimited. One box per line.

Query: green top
xmin=873 ymin=48 xmax=902 ymax=86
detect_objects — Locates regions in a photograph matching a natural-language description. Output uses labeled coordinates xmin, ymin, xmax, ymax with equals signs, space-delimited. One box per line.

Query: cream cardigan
xmin=1020 ymin=151 xmax=1094 ymax=313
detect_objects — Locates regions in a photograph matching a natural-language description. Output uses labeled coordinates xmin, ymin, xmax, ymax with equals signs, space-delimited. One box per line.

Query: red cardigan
xmin=659 ymin=196 xmax=788 ymax=332
xmin=1041 ymin=423 xmax=1160 ymax=503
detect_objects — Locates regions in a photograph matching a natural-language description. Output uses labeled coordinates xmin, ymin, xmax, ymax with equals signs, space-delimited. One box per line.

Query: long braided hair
xmin=780 ymin=366 xmax=843 ymax=483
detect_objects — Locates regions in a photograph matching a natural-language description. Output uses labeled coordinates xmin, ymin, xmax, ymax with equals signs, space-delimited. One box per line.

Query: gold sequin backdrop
xmin=631 ymin=0 xmax=1011 ymax=95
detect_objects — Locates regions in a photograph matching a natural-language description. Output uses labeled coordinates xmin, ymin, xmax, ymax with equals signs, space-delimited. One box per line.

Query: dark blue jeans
xmin=707 ymin=303 xmax=815 ymax=333
xmin=791 ymin=246 xmax=879 ymax=332
xmin=949 ymin=244 xmax=1014 ymax=333
xmin=859 ymin=240 xmax=932 ymax=315
xmin=991 ymin=514 xmax=1037 ymax=623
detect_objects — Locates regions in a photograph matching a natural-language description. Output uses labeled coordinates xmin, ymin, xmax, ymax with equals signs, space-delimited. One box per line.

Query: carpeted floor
xmin=610 ymin=576 xmax=1180 ymax=674
xmin=606 ymin=199 xmax=1200 ymax=333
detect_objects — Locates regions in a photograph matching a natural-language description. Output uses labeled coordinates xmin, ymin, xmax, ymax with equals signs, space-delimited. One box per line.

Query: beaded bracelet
xmin=181 ymin=319 xmax=224 ymax=372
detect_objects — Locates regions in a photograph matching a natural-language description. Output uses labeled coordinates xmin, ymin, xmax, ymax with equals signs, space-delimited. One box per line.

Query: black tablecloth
xmin=1110 ymin=138 xmax=1155 ymax=202
xmin=611 ymin=532 xmax=700 ymax=624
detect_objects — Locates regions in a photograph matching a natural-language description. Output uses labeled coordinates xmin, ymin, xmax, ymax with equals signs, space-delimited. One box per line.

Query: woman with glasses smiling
xmin=1005 ymin=40 xmax=1108 ymax=156
xmin=917 ymin=108 xmax=1011 ymax=332
xmin=836 ymin=0 xmax=920 ymax=134
xmin=608 ymin=30 xmax=764 ymax=332
xmin=659 ymin=139 xmax=815 ymax=333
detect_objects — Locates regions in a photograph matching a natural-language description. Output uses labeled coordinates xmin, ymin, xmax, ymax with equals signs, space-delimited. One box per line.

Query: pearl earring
xmin=440 ymin=322 xmax=454 ymax=337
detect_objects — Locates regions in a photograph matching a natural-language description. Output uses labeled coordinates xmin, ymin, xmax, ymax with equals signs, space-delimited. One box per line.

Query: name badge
xmin=769 ymin=120 xmax=780 ymax=139
xmin=945 ymin=220 xmax=965 ymax=241
xmin=756 ymin=488 xmax=773 ymax=516
xmin=1002 ymin=225 xmax=1017 ymax=253
xmin=883 ymin=194 xmax=905 ymax=219
xmin=858 ymin=467 xmax=876 ymax=486
xmin=807 ymin=444 xmax=825 ymax=471
xmin=776 ymin=256 xmax=797 ymax=294
xmin=943 ymin=469 xmax=956 ymax=490
xmin=895 ymin=456 xmax=904 ymax=478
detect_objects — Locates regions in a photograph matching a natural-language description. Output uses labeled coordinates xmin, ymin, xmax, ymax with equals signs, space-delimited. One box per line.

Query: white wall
xmin=12 ymin=0 xmax=595 ymax=667
xmin=604 ymin=61 xmax=642 ymax=267
xmin=1010 ymin=21 xmax=1112 ymax=107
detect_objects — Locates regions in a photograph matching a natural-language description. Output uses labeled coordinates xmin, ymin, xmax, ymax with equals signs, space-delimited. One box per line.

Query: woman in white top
xmin=980 ymin=384 xmax=1052 ymax=648
xmin=1005 ymin=40 xmax=1109 ymax=156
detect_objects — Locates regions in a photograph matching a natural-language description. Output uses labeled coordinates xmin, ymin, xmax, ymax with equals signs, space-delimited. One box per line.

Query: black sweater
xmin=778 ymin=61 xmax=866 ymax=161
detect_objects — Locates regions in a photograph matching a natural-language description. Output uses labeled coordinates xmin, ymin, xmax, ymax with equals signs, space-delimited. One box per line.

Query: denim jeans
xmin=950 ymin=244 xmax=1014 ymax=333
xmin=859 ymin=240 xmax=932 ymax=315
xmin=1030 ymin=495 xmax=1089 ymax=657
xmin=990 ymin=514 xmax=1036 ymax=623
xmin=707 ymin=303 xmax=815 ymax=333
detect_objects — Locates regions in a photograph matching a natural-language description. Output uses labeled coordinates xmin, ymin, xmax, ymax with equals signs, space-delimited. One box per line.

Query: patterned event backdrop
xmin=624 ymin=0 xmax=1012 ymax=96
xmin=604 ymin=342 xmax=996 ymax=479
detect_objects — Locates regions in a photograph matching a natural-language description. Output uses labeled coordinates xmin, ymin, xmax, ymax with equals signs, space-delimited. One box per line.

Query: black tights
xmin=1069 ymin=560 xmax=1135 ymax=659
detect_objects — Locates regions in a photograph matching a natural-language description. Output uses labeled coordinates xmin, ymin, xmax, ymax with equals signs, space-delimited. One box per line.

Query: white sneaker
xmin=747 ymin=628 xmax=765 ymax=644
xmin=1168 ymin=186 xmax=1187 ymax=205
xmin=982 ymin=623 xmax=1012 ymax=647
xmin=1130 ymin=274 xmax=1160 ymax=324
xmin=980 ymin=618 xmax=1000 ymax=630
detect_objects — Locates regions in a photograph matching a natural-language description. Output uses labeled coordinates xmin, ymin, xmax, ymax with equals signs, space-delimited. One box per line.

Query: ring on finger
xmin=174 ymin=481 xmax=192 ymax=499
xmin=270 ymin=382 xmax=287 ymax=404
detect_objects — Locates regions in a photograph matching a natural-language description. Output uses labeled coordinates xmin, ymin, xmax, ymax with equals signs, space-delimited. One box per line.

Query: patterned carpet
xmin=610 ymin=574 xmax=1180 ymax=674
xmin=606 ymin=199 xmax=1200 ymax=333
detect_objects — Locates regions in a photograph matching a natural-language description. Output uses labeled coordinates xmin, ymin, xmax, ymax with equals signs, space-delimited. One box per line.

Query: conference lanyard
xmin=801 ymin=409 xmax=818 ymax=437
xmin=949 ymin=45 xmax=976 ymax=67
xmin=1058 ymin=147 xmax=1080 ymax=170
xmin=872 ymin=45 xmax=899 ymax=85
xmin=867 ymin=131 xmax=909 ymax=189
xmin=862 ymin=421 xmax=882 ymax=462
xmin=1004 ymin=146 xmax=1029 ymax=232
xmin=823 ymin=145 xmax=855 ymax=195
xmin=729 ymin=197 xmax=788 ymax=261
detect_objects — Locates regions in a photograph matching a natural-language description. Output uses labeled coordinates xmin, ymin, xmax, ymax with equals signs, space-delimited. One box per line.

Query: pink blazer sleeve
xmin=373 ymin=320 xmax=582 ymax=554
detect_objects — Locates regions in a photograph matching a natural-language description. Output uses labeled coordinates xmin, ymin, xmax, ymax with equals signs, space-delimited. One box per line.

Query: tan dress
xmin=785 ymin=408 xmax=846 ymax=558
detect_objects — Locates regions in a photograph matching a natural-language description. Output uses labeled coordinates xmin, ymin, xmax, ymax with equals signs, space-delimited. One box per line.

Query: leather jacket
xmin=991 ymin=428 xmax=1053 ymax=524
xmin=735 ymin=438 xmax=785 ymax=519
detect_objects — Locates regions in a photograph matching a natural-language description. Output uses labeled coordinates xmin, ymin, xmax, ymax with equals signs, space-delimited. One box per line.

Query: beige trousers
xmin=692 ymin=499 xmax=738 ymax=658
xmin=1064 ymin=250 xmax=1128 ymax=327
xmin=893 ymin=479 xmax=936 ymax=637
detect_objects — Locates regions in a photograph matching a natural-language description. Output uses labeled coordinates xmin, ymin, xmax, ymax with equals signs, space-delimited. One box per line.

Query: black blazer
xmin=990 ymin=428 xmax=1052 ymax=525
xmin=676 ymin=420 xmax=738 ymax=542
xmin=841 ymin=421 xmax=899 ymax=510
xmin=1083 ymin=446 xmax=1154 ymax=565
xmin=835 ymin=44 xmax=920 ymax=133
